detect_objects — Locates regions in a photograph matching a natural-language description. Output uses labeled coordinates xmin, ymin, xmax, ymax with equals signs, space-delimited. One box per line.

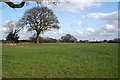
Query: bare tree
xmin=5 ymin=21 xmax=24 ymax=42
xmin=20 ymin=6 xmax=60 ymax=43
xmin=5 ymin=21 xmax=24 ymax=34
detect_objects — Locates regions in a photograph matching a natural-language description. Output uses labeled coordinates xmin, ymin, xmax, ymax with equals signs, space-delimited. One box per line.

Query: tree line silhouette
xmin=2 ymin=33 xmax=120 ymax=43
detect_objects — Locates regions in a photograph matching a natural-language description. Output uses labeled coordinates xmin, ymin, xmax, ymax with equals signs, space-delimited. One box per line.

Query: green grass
xmin=2 ymin=43 xmax=118 ymax=78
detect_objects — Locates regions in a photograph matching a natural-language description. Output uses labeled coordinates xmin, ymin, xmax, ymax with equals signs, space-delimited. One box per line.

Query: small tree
xmin=6 ymin=32 xmax=19 ymax=43
xmin=103 ymin=40 xmax=107 ymax=43
xmin=79 ymin=40 xmax=83 ymax=43
xmin=60 ymin=34 xmax=77 ymax=43
xmin=5 ymin=21 xmax=24 ymax=43
xmin=20 ymin=6 xmax=60 ymax=43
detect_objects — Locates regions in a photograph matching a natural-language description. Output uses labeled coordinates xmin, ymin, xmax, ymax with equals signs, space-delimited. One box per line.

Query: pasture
xmin=2 ymin=43 xmax=118 ymax=78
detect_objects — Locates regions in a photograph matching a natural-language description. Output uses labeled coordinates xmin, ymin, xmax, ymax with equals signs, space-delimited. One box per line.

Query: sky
xmin=0 ymin=0 xmax=119 ymax=41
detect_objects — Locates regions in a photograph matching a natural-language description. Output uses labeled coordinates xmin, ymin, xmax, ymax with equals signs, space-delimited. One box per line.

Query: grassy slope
xmin=2 ymin=43 xmax=118 ymax=78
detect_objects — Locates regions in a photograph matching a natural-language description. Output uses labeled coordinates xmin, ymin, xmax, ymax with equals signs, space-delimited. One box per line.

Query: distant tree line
xmin=2 ymin=33 xmax=120 ymax=43
xmin=28 ymin=34 xmax=120 ymax=43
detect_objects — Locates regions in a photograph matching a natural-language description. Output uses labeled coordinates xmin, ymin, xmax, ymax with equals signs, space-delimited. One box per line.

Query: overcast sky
xmin=0 ymin=1 xmax=119 ymax=41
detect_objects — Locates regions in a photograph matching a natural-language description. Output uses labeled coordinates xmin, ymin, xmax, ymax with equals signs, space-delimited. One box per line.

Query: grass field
xmin=2 ymin=43 xmax=118 ymax=78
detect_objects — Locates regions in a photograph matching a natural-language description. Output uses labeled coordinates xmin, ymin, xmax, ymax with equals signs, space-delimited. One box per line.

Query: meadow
xmin=2 ymin=43 xmax=118 ymax=78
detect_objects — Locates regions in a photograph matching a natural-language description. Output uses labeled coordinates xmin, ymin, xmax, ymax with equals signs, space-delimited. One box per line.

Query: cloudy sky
xmin=0 ymin=1 xmax=119 ymax=41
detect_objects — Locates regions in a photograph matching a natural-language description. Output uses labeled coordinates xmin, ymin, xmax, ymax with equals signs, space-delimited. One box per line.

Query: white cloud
xmin=71 ymin=20 xmax=86 ymax=27
xmin=21 ymin=28 xmax=28 ymax=33
xmin=105 ymin=24 xmax=114 ymax=30
xmin=76 ymin=11 xmax=118 ymax=40
xmin=77 ymin=21 xmax=83 ymax=26
xmin=73 ymin=26 xmax=118 ymax=40
xmin=41 ymin=29 xmax=64 ymax=39
xmin=84 ymin=11 xmax=118 ymax=24
xmin=0 ymin=26 xmax=7 ymax=40
xmin=0 ymin=27 xmax=7 ymax=32
xmin=84 ymin=11 xmax=118 ymax=33
xmin=56 ymin=1 xmax=101 ymax=13
xmin=86 ymin=28 xmax=95 ymax=33
xmin=76 ymin=30 xmax=83 ymax=35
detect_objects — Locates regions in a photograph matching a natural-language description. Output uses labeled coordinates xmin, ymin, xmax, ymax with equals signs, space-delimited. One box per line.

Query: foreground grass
xmin=2 ymin=43 xmax=118 ymax=78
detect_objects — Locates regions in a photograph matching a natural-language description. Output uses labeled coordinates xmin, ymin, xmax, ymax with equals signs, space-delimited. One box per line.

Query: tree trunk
xmin=36 ymin=34 xmax=39 ymax=43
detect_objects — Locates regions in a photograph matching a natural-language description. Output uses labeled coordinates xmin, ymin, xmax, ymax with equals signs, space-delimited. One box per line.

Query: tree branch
xmin=0 ymin=0 xmax=42 ymax=8
xmin=5 ymin=2 xmax=25 ymax=8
